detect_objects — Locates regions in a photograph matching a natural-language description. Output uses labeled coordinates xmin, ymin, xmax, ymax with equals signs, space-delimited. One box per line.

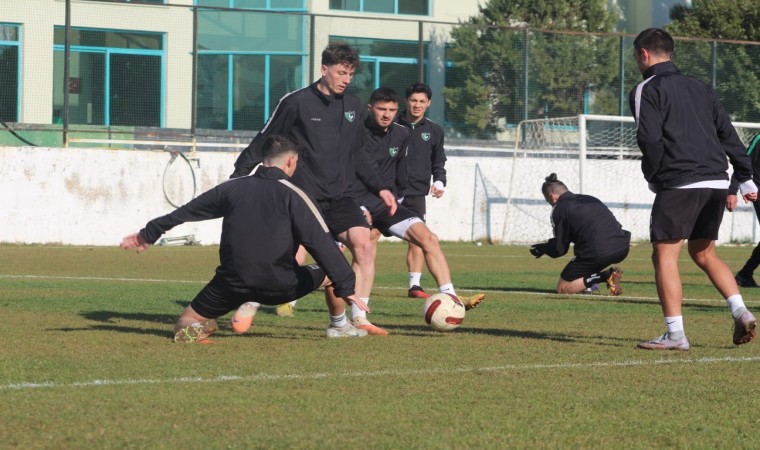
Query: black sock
xmin=584 ymin=273 xmax=602 ymax=287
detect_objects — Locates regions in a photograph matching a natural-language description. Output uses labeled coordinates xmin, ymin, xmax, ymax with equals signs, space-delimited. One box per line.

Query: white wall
xmin=2 ymin=146 xmax=757 ymax=246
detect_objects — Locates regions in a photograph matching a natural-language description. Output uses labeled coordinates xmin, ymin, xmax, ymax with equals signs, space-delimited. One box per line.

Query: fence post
xmin=578 ymin=114 xmax=586 ymax=194
xmin=418 ymin=21 xmax=424 ymax=82
xmin=190 ymin=5 xmax=198 ymax=150
xmin=523 ymin=29 xmax=529 ymax=121
xmin=63 ymin=0 xmax=71 ymax=147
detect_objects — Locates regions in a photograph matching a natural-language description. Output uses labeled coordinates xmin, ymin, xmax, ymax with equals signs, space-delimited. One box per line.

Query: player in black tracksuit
xmin=229 ymin=43 xmax=397 ymax=335
xmin=396 ymin=83 xmax=447 ymax=298
xmin=728 ymin=133 xmax=760 ymax=287
xmin=351 ymin=87 xmax=485 ymax=310
xmin=530 ymin=173 xmax=630 ymax=296
xmin=628 ymin=28 xmax=756 ymax=350
xmin=121 ymin=135 xmax=369 ymax=342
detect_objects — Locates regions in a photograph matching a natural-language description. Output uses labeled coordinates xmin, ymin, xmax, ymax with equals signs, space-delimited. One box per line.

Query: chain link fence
xmin=2 ymin=2 xmax=760 ymax=148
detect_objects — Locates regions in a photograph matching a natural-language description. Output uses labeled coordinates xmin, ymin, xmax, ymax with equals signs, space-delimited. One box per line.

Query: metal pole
xmin=619 ymin=35 xmax=625 ymax=116
xmin=523 ymin=29 xmax=529 ymax=121
xmin=190 ymin=6 xmax=198 ymax=150
xmin=418 ymin=21 xmax=424 ymax=82
xmin=579 ymin=114 xmax=587 ymax=194
xmin=309 ymin=14 xmax=315 ymax=82
xmin=711 ymin=40 xmax=717 ymax=89
xmin=63 ymin=0 xmax=71 ymax=147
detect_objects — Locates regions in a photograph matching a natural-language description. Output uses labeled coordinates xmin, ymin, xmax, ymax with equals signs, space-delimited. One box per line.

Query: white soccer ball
xmin=423 ymin=293 xmax=466 ymax=331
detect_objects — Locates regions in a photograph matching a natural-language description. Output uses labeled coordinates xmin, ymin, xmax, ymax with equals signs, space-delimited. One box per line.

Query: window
xmin=195 ymin=0 xmax=305 ymax=9
xmin=83 ymin=0 xmax=165 ymax=3
xmin=332 ymin=36 xmax=425 ymax=104
xmin=0 ymin=24 xmax=20 ymax=123
xmin=196 ymin=9 xmax=305 ymax=130
xmin=53 ymin=28 xmax=164 ymax=127
xmin=329 ymin=0 xmax=428 ymax=15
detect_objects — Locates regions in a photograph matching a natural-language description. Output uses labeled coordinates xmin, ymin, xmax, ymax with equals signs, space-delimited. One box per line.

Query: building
xmin=0 ymin=0 xmax=482 ymax=135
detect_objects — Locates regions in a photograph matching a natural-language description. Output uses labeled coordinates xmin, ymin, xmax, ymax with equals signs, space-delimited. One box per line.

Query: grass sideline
xmin=1 ymin=242 xmax=760 ymax=449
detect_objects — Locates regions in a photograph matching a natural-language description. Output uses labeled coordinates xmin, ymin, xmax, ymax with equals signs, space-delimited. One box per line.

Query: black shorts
xmin=189 ymin=264 xmax=326 ymax=319
xmin=560 ymin=247 xmax=629 ymax=281
xmin=370 ymin=204 xmax=421 ymax=238
xmin=401 ymin=195 xmax=426 ymax=221
xmin=319 ymin=196 xmax=370 ymax=237
xmin=650 ymin=188 xmax=726 ymax=242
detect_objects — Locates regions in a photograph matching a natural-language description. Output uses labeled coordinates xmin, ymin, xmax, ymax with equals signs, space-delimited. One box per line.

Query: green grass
xmin=2 ymin=242 xmax=760 ymax=449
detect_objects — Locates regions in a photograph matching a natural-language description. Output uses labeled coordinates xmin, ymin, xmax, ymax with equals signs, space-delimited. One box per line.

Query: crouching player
xmin=120 ymin=135 xmax=369 ymax=342
xmin=530 ymin=173 xmax=631 ymax=296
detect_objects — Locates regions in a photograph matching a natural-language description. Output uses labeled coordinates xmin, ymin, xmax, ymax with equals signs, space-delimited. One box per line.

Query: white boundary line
xmin=3 ymin=273 xmax=760 ymax=304
xmin=3 ymin=355 xmax=759 ymax=391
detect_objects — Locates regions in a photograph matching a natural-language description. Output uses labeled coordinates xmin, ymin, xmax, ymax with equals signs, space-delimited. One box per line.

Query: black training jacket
xmin=629 ymin=61 xmax=751 ymax=191
xmin=396 ymin=114 xmax=447 ymax=196
xmin=230 ymin=82 xmax=386 ymax=202
xmin=349 ymin=117 xmax=410 ymax=212
xmin=545 ymin=192 xmax=631 ymax=260
xmin=139 ymin=166 xmax=356 ymax=298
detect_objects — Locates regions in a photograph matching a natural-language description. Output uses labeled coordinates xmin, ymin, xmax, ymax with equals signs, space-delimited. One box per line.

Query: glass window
xmin=110 ymin=54 xmax=161 ymax=126
xmin=364 ymin=0 xmax=394 ymax=14
xmin=197 ymin=54 xmax=303 ymax=131
xmin=53 ymin=28 xmax=163 ymax=127
xmin=333 ymin=36 xmax=425 ymax=102
xmin=196 ymin=0 xmax=305 ymax=9
xmin=329 ymin=0 xmax=428 ymax=15
xmin=196 ymin=55 xmax=229 ymax=130
xmin=54 ymin=28 xmax=162 ymax=50
xmin=198 ymin=9 xmax=304 ymax=52
xmin=0 ymin=24 xmax=20 ymax=123
xmin=399 ymin=0 xmax=427 ymax=15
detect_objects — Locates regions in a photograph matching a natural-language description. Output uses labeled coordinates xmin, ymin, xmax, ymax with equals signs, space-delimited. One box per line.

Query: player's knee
xmin=351 ymin=238 xmax=375 ymax=262
xmin=415 ymin=229 xmax=440 ymax=250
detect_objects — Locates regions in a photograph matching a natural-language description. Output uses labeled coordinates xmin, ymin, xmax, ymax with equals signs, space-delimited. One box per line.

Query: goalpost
xmin=471 ymin=114 xmax=760 ymax=245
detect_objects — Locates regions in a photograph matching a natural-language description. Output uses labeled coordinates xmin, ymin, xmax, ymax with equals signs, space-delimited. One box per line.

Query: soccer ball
xmin=423 ymin=293 xmax=466 ymax=331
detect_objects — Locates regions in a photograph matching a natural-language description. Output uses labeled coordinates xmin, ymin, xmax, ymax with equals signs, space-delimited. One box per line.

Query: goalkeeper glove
xmin=530 ymin=243 xmax=547 ymax=258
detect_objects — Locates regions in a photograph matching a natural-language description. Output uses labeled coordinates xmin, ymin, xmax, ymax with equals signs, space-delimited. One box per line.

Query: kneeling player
xmin=530 ymin=173 xmax=631 ymax=296
xmin=120 ymin=135 xmax=369 ymax=342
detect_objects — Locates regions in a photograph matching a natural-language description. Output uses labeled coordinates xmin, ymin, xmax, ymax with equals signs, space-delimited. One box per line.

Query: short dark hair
xmin=405 ymin=82 xmax=432 ymax=100
xmin=369 ymin=87 xmax=400 ymax=105
xmin=633 ymin=28 xmax=674 ymax=57
xmin=262 ymin=135 xmax=299 ymax=162
xmin=322 ymin=41 xmax=360 ymax=70
xmin=541 ymin=173 xmax=568 ymax=196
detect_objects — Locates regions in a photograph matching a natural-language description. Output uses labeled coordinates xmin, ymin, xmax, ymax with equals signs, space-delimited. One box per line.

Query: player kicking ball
xmin=530 ymin=173 xmax=631 ymax=296
xmin=120 ymin=135 xmax=369 ymax=342
xmin=355 ymin=87 xmax=486 ymax=316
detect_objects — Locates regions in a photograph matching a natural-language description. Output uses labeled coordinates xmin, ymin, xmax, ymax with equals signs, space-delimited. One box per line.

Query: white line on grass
xmin=3 ymin=355 xmax=759 ymax=391
xmin=3 ymin=274 xmax=760 ymax=304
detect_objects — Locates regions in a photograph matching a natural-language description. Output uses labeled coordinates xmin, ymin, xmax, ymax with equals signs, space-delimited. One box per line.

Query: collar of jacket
xmin=642 ymin=60 xmax=679 ymax=79
xmin=365 ymin=116 xmax=390 ymax=136
xmin=255 ymin=165 xmax=289 ymax=180
xmin=397 ymin=113 xmax=428 ymax=128
xmin=310 ymin=81 xmax=344 ymax=105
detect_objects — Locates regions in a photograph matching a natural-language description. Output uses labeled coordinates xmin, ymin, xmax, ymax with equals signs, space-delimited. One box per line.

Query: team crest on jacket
xmin=389 ymin=147 xmax=399 ymax=157
xmin=345 ymin=111 xmax=355 ymax=122
xmin=421 ymin=132 xmax=431 ymax=141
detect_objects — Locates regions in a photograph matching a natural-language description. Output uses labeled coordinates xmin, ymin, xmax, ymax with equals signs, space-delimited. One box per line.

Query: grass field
xmin=2 ymin=242 xmax=760 ymax=449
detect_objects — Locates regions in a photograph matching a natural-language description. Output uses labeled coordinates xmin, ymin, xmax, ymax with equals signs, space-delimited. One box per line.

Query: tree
xmin=443 ymin=0 xmax=618 ymax=138
xmin=666 ymin=0 xmax=760 ymax=122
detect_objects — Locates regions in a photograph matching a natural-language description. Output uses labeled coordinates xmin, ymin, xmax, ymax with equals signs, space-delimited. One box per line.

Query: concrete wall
xmin=1 ymin=146 xmax=757 ymax=246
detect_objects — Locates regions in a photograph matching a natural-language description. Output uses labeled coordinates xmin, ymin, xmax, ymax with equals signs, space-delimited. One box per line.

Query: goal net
xmin=471 ymin=114 xmax=760 ymax=245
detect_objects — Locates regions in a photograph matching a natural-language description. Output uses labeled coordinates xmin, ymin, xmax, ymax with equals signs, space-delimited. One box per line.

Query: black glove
xmin=530 ymin=243 xmax=547 ymax=258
